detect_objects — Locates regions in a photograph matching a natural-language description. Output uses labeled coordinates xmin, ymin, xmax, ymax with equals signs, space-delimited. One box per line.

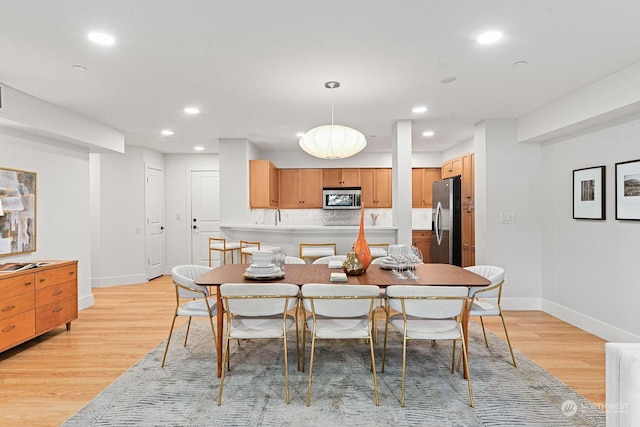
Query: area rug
xmin=62 ymin=321 xmax=604 ymax=426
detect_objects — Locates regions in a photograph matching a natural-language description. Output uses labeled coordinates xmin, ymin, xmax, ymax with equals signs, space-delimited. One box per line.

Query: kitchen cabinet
xmin=278 ymin=168 xmax=323 ymax=209
xmin=361 ymin=168 xmax=392 ymax=208
xmin=461 ymin=153 xmax=474 ymax=204
xmin=322 ymin=168 xmax=360 ymax=187
xmin=442 ymin=153 xmax=475 ymax=266
xmin=249 ymin=160 xmax=279 ymax=208
xmin=462 ymin=204 xmax=475 ymax=267
xmin=412 ymin=230 xmax=431 ymax=264
xmin=0 ymin=261 xmax=77 ymax=353
xmin=412 ymin=168 xmax=442 ymax=207
xmin=441 ymin=156 xmax=463 ymax=179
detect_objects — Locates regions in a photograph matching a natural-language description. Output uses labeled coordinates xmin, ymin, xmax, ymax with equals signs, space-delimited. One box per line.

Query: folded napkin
xmin=330 ymin=272 xmax=348 ymax=282
xmin=328 ymin=260 xmax=343 ymax=269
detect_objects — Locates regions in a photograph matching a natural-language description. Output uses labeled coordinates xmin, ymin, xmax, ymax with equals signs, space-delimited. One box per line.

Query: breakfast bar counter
xmin=221 ymin=224 xmax=398 ymax=256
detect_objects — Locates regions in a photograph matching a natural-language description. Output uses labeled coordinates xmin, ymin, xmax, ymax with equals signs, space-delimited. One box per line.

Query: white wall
xmin=541 ymin=117 xmax=640 ymax=341
xmin=0 ymin=129 xmax=94 ymax=309
xmin=476 ymin=120 xmax=543 ymax=310
xmin=91 ymin=147 xmax=148 ymax=286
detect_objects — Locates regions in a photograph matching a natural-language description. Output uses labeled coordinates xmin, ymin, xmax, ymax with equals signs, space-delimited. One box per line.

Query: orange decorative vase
xmin=353 ymin=206 xmax=372 ymax=271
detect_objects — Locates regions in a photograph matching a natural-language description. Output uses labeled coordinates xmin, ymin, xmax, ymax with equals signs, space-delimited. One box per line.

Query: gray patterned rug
xmin=62 ymin=321 xmax=604 ymax=426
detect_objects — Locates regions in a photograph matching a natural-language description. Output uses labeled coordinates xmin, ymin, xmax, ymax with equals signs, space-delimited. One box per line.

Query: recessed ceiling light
xmin=87 ymin=32 xmax=115 ymax=46
xmin=72 ymin=65 xmax=87 ymax=72
xmin=476 ymin=31 xmax=503 ymax=44
xmin=161 ymin=130 xmax=174 ymax=137
xmin=412 ymin=106 xmax=428 ymax=113
xmin=194 ymin=146 xmax=204 ymax=151
xmin=513 ymin=60 xmax=528 ymax=68
xmin=440 ymin=76 xmax=457 ymax=84
xmin=422 ymin=130 xmax=435 ymax=137
xmin=184 ymin=107 xmax=200 ymax=115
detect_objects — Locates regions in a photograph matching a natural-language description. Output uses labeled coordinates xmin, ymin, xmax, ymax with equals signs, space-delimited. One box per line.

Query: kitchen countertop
xmin=221 ymin=224 xmax=398 ymax=233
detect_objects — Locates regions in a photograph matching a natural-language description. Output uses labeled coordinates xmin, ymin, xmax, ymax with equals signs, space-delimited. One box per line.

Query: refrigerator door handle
xmin=435 ymin=201 xmax=443 ymax=245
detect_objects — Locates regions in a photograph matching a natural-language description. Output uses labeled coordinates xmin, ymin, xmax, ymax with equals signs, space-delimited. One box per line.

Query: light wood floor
xmin=0 ymin=276 xmax=606 ymax=426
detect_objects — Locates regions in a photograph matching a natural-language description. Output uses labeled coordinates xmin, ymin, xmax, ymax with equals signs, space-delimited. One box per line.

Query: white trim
xmin=542 ymin=299 xmax=640 ymax=342
xmin=91 ymin=273 xmax=148 ymax=288
xmin=501 ymin=297 xmax=541 ymax=311
xmin=78 ymin=293 xmax=95 ymax=310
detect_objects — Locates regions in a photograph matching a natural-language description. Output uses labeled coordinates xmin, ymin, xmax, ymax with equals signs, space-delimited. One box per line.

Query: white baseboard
xmin=91 ymin=273 xmax=148 ymax=288
xmin=78 ymin=293 xmax=94 ymax=310
xmin=501 ymin=297 xmax=541 ymax=310
xmin=541 ymin=299 xmax=640 ymax=342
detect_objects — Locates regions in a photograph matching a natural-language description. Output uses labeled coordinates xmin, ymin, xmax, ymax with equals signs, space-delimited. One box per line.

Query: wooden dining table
xmin=195 ymin=262 xmax=490 ymax=378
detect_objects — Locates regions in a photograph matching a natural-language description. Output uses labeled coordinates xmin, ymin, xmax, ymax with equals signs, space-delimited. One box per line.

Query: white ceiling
xmin=1 ymin=1 xmax=640 ymax=155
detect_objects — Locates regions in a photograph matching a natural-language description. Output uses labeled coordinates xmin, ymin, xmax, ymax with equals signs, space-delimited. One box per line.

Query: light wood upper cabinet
xmin=412 ymin=168 xmax=442 ymax=207
xmin=249 ymin=160 xmax=279 ymax=208
xmin=323 ymin=168 xmax=360 ymax=187
xmin=278 ymin=168 xmax=323 ymax=209
xmin=462 ymin=153 xmax=474 ymax=204
xmin=361 ymin=168 xmax=392 ymax=208
xmin=442 ymin=156 xmax=463 ymax=179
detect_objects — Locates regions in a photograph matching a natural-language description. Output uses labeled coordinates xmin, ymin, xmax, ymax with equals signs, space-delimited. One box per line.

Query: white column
xmin=219 ymin=138 xmax=251 ymax=225
xmin=391 ymin=120 xmax=413 ymax=245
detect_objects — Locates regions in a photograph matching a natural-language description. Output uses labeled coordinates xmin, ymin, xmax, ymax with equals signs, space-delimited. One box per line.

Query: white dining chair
xmin=217 ymin=283 xmax=300 ymax=405
xmin=311 ymin=255 xmax=347 ymax=265
xmin=284 ymin=256 xmax=306 ymax=264
xmin=301 ymin=283 xmax=380 ymax=406
xmin=161 ymin=265 xmax=217 ymax=367
xmin=464 ymin=265 xmax=517 ymax=367
xmin=382 ymin=285 xmax=473 ymax=407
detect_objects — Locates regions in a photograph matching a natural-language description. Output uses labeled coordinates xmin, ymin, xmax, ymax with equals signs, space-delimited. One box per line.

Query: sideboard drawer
xmin=35 ymin=280 xmax=77 ymax=308
xmin=0 ymin=310 xmax=36 ymax=352
xmin=0 ymin=291 xmax=35 ymax=321
xmin=36 ymin=296 xmax=77 ymax=334
xmin=0 ymin=273 xmax=35 ymax=299
xmin=34 ymin=265 xmax=76 ymax=290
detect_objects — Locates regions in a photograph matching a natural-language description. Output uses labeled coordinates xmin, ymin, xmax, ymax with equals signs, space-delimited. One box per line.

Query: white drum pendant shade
xmin=299 ymin=124 xmax=366 ymax=159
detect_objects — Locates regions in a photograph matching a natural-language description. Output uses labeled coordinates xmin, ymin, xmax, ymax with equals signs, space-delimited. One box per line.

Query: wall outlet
xmin=500 ymin=212 xmax=515 ymax=224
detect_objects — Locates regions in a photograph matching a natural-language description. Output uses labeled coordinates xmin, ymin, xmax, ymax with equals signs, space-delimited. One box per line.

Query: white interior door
xmin=190 ymin=170 xmax=221 ymax=266
xmin=145 ymin=165 xmax=165 ymax=280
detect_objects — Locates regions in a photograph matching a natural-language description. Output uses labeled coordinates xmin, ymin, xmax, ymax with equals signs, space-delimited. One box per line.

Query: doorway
xmin=190 ymin=170 xmax=221 ymax=266
xmin=145 ymin=165 xmax=165 ymax=280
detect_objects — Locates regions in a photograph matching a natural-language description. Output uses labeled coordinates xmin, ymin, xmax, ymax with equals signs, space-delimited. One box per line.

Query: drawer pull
xmin=2 ymin=324 xmax=16 ymax=332
xmin=25 ymin=281 xmax=32 ymax=286
xmin=52 ymin=290 xmax=63 ymax=296
xmin=69 ymin=271 xmax=75 ymax=275
xmin=53 ymin=306 xmax=63 ymax=313
xmin=40 ymin=278 xmax=46 ymax=282
xmin=2 ymin=305 xmax=16 ymax=312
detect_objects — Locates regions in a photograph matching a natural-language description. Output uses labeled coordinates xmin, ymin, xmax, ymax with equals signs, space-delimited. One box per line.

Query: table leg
xmin=216 ymin=286 xmax=223 ymax=378
xmin=461 ymin=298 xmax=470 ymax=379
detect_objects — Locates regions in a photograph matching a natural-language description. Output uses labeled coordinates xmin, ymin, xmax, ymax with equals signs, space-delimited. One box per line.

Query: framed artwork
xmin=0 ymin=167 xmax=37 ymax=257
xmin=615 ymin=159 xmax=640 ymax=220
xmin=573 ymin=166 xmax=606 ymax=220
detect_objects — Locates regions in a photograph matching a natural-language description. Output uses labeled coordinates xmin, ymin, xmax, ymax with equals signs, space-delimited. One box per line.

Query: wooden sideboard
xmin=0 ymin=260 xmax=78 ymax=353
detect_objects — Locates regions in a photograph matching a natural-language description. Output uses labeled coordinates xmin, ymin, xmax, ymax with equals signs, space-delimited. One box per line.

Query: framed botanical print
xmin=615 ymin=159 xmax=640 ymax=220
xmin=573 ymin=166 xmax=606 ymax=220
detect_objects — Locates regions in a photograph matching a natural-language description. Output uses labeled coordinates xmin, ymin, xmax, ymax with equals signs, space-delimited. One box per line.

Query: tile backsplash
xmin=250 ymin=208 xmax=432 ymax=229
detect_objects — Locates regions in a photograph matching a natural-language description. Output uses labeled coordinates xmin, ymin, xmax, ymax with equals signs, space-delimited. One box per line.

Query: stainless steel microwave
xmin=322 ymin=187 xmax=362 ymax=210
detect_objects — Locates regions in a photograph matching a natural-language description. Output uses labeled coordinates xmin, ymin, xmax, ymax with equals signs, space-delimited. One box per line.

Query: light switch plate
xmin=500 ymin=212 xmax=515 ymax=224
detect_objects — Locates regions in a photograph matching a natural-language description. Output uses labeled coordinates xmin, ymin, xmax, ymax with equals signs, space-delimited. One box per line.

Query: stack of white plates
xmin=244 ymin=263 xmax=284 ymax=280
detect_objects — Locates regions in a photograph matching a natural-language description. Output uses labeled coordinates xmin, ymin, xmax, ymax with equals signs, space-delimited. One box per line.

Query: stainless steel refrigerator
xmin=431 ymin=177 xmax=462 ymax=266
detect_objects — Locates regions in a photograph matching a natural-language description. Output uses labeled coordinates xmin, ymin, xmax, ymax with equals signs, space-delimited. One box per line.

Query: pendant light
xmin=299 ymin=81 xmax=366 ymax=159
